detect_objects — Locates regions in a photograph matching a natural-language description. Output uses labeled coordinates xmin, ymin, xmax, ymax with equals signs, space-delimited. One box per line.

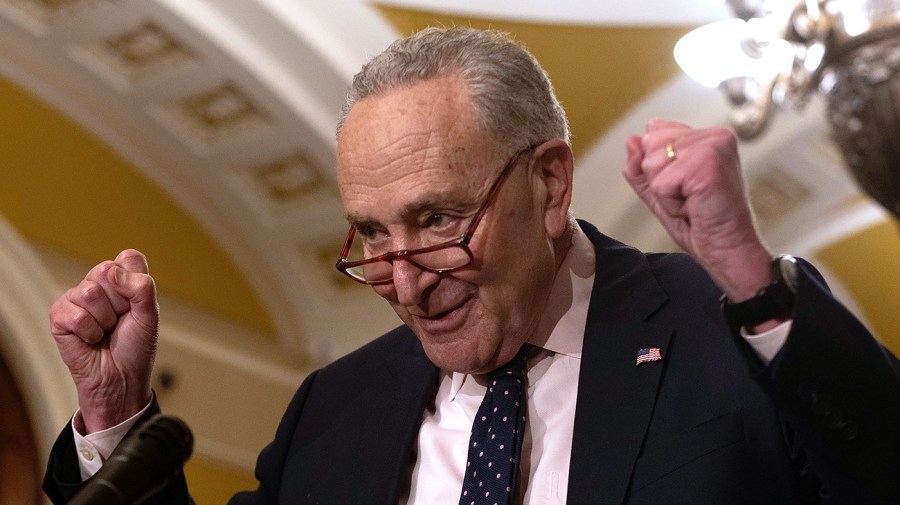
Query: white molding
xmin=372 ymin=0 xmax=732 ymax=25
xmin=0 ymin=215 xmax=77 ymax=460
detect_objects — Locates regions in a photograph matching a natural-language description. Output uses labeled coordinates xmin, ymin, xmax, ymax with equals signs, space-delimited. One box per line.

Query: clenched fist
xmin=623 ymin=119 xmax=773 ymax=303
xmin=50 ymin=249 xmax=158 ymax=434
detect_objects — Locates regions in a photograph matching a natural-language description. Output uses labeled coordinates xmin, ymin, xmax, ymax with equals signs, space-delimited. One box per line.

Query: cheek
xmin=491 ymin=220 xmax=552 ymax=278
xmin=497 ymin=229 xmax=556 ymax=310
xmin=480 ymin=232 xmax=553 ymax=311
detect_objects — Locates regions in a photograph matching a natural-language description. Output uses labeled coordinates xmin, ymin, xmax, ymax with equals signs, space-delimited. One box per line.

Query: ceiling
xmin=2 ymin=0 xmax=898 ymax=495
xmin=1 ymin=0 xmax=898 ymax=360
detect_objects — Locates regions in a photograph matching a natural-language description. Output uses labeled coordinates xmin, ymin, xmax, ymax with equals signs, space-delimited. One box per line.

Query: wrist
xmin=704 ymin=244 xmax=774 ymax=302
xmin=721 ymin=254 xmax=799 ymax=332
xmin=77 ymin=388 xmax=152 ymax=434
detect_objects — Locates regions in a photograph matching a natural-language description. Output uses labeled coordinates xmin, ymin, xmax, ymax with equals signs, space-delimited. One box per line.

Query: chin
xmin=418 ymin=336 xmax=488 ymax=374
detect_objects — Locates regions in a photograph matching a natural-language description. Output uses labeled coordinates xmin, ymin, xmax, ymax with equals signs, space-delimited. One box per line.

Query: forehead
xmin=336 ymin=76 xmax=502 ymax=220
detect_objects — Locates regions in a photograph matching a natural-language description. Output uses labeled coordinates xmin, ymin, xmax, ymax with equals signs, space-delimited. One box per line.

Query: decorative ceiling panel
xmin=0 ymin=0 xmax=111 ymax=33
xmin=72 ymin=20 xmax=197 ymax=88
xmin=156 ymin=82 xmax=272 ymax=151
xmin=229 ymin=150 xmax=336 ymax=224
xmin=749 ymin=166 xmax=813 ymax=229
xmin=251 ymin=151 xmax=328 ymax=203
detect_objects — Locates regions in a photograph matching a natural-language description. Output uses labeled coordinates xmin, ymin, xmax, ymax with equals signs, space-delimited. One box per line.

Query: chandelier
xmin=674 ymin=0 xmax=900 ymax=220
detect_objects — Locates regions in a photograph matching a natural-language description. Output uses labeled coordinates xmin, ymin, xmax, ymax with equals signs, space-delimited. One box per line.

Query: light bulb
xmin=675 ymin=18 xmax=793 ymax=87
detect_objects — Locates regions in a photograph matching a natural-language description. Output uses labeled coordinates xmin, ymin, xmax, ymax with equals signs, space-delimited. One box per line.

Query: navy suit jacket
xmin=45 ymin=221 xmax=900 ymax=504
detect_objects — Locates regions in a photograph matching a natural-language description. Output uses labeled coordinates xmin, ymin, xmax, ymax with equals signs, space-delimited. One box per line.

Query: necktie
xmin=458 ymin=346 xmax=528 ymax=505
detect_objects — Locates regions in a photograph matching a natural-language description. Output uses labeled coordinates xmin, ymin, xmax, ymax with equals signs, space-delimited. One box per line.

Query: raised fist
xmin=50 ymin=249 xmax=159 ymax=433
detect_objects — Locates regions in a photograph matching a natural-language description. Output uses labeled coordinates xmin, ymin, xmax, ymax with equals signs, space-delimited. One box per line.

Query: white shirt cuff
xmin=741 ymin=320 xmax=792 ymax=364
xmin=72 ymin=401 xmax=152 ymax=481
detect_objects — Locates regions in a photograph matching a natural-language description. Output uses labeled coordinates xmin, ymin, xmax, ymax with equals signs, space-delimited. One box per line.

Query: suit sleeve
xmin=42 ymin=396 xmax=193 ymax=505
xmin=751 ymin=260 xmax=900 ymax=503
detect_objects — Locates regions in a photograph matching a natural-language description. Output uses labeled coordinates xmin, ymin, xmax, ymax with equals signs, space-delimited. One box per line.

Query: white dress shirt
xmin=403 ymin=225 xmax=597 ymax=505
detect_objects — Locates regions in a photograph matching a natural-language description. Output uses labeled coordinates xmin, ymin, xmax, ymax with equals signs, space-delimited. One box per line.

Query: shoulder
xmin=645 ymin=252 xmax=718 ymax=293
xmin=578 ymin=218 xmax=719 ymax=304
xmin=578 ymin=218 xmax=706 ymax=278
xmin=325 ymin=324 xmax=421 ymax=366
xmin=307 ymin=325 xmax=431 ymax=389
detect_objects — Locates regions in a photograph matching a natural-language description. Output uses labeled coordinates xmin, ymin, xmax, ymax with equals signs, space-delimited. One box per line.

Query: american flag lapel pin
xmin=636 ymin=347 xmax=662 ymax=366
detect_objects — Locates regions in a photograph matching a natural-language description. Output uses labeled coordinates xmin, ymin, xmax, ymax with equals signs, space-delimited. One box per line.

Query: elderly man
xmin=44 ymin=27 xmax=898 ymax=504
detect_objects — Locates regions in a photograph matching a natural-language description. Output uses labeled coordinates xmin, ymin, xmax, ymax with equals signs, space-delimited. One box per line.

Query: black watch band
xmin=720 ymin=254 xmax=798 ymax=330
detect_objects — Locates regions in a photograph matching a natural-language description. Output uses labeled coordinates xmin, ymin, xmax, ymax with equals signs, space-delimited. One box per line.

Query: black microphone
xmin=69 ymin=414 xmax=193 ymax=505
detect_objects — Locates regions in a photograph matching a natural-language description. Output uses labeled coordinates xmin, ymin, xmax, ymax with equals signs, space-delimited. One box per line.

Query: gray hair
xmin=336 ymin=26 xmax=570 ymax=153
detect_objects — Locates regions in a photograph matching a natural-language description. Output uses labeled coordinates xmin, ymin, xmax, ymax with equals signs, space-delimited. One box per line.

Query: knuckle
xmin=711 ymin=127 xmax=737 ymax=145
xmin=88 ymin=261 xmax=116 ymax=283
xmin=49 ymin=311 xmax=68 ymax=336
xmin=70 ymin=309 xmax=98 ymax=332
xmin=97 ymin=260 xmax=116 ymax=273
xmin=79 ymin=282 xmax=106 ymax=303
xmin=134 ymin=273 xmax=157 ymax=294
xmin=145 ymin=273 xmax=157 ymax=290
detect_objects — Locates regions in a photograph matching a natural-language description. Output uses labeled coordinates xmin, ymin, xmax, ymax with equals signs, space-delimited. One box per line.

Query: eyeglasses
xmin=335 ymin=144 xmax=539 ymax=285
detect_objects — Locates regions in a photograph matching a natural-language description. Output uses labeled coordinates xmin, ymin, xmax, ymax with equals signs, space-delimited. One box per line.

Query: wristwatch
xmin=720 ymin=254 xmax=798 ymax=330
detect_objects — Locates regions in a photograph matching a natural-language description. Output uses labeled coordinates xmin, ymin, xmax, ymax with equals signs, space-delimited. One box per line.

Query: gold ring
xmin=666 ymin=143 xmax=677 ymax=161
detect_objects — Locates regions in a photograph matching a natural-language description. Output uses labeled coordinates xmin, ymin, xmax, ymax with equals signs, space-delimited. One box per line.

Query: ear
xmin=533 ymin=140 xmax=574 ymax=240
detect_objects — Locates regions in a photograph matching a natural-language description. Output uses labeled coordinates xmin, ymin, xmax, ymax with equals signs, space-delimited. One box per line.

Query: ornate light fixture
xmin=675 ymin=0 xmax=900 ymax=219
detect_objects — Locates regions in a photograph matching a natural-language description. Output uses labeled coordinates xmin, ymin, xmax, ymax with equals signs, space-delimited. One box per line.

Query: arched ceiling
xmin=0 ymin=0 xmax=897 ymax=367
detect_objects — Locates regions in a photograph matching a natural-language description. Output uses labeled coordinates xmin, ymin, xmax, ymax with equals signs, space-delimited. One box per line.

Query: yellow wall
xmin=184 ymin=459 xmax=260 ymax=505
xmin=0 ymin=75 xmax=274 ymax=334
xmin=816 ymin=220 xmax=900 ymax=354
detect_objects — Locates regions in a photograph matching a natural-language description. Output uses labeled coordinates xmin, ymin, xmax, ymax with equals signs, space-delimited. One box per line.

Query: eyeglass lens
xmin=342 ymin=240 xmax=472 ymax=282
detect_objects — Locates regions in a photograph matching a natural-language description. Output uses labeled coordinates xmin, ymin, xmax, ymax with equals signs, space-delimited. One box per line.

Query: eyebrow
xmin=344 ymin=190 xmax=477 ymax=229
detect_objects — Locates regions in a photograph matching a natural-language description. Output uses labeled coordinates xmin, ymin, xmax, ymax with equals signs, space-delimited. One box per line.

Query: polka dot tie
xmin=458 ymin=346 xmax=528 ymax=505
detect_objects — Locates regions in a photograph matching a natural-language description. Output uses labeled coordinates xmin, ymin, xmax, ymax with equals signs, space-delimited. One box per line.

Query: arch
xmin=0 ymin=214 xmax=77 ymax=486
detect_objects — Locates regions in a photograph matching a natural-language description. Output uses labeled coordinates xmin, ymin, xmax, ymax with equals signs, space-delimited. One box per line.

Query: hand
xmin=623 ymin=119 xmax=773 ymax=302
xmin=50 ymin=249 xmax=159 ymax=434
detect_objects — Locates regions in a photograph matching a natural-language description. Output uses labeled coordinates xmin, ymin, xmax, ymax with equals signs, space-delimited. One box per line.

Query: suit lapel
xmin=566 ymin=222 xmax=672 ymax=505
xmin=357 ymin=330 xmax=439 ymax=503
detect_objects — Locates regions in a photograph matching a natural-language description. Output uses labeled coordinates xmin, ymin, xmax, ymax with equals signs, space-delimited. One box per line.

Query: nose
xmin=390 ymin=258 xmax=441 ymax=306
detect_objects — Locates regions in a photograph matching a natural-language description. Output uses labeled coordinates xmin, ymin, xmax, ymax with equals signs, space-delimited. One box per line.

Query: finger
xmin=623 ymin=135 xmax=651 ymax=198
xmin=623 ymin=135 xmax=644 ymax=175
xmin=637 ymin=140 xmax=681 ymax=184
xmin=115 ymin=249 xmax=149 ymax=274
xmin=645 ymin=127 xmax=738 ymax=186
xmin=84 ymin=261 xmax=130 ymax=314
xmin=108 ymin=267 xmax=159 ymax=331
xmin=646 ymin=161 xmax=691 ymax=219
xmin=646 ymin=118 xmax=692 ymax=133
xmin=50 ymin=288 xmax=110 ymax=345
xmin=642 ymin=120 xmax=695 ymax=166
xmin=70 ymin=280 xmax=118 ymax=331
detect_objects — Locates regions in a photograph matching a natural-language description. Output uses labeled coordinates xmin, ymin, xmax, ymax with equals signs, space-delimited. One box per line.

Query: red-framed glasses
xmin=335 ymin=144 xmax=539 ymax=285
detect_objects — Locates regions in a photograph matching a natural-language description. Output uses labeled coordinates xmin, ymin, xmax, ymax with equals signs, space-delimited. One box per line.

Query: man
xmin=44 ymin=27 xmax=899 ymax=504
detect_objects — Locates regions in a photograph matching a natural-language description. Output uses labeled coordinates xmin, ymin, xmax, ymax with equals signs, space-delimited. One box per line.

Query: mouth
xmin=411 ymin=297 xmax=472 ymax=333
